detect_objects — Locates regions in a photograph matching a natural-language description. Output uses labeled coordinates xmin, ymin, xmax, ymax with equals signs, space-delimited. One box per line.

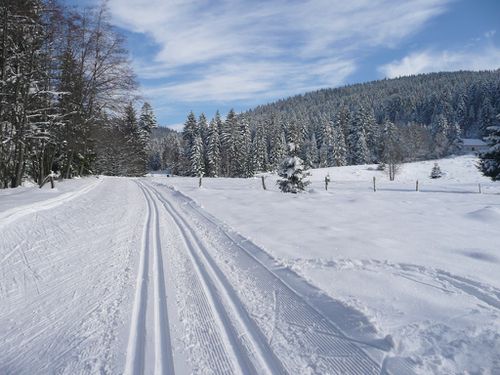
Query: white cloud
xmin=379 ymin=46 xmax=500 ymax=78
xmin=142 ymin=59 xmax=356 ymax=102
xmin=164 ymin=122 xmax=184 ymax=132
xmin=106 ymin=0 xmax=450 ymax=102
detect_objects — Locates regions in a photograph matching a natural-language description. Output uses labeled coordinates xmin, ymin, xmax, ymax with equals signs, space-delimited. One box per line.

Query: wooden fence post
xmin=261 ymin=176 xmax=267 ymax=190
xmin=478 ymin=183 xmax=482 ymax=194
xmin=373 ymin=176 xmax=376 ymax=192
xmin=198 ymin=176 xmax=202 ymax=188
xmin=416 ymin=180 xmax=419 ymax=192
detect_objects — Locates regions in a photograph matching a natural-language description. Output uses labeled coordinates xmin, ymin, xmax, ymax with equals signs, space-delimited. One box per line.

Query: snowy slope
xmin=153 ymin=155 xmax=500 ymax=374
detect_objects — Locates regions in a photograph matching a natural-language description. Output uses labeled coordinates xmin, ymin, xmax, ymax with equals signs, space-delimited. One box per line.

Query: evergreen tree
xmin=221 ymin=109 xmax=238 ymax=176
xmin=251 ymin=121 xmax=268 ymax=172
xmin=137 ymin=102 xmax=157 ymax=170
xmin=319 ymin=120 xmax=334 ymax=167
xmin=478 ymin=114 xmax=500 ymax=181
xmin=138 ymin=102 xmax=158 ymax=140
xmin=430 ymin=163 xmax=443 ymax=179
xmin=432 ymin=114 xmax=450 ymax=157
xmin=302 ymin=134 xmax=318 ymax=168
xmin=123 ymin=102 xmax=147 ymax=176
xmin=479 ymin=97 xmax=495 ymax=136
xmin=197 ymin=113 xmax=209 ymax=171
xmin=362 ymin=107 xmax=378 ymax=161
xmin=270 ymin=130 xmax=287 ymax=170
xmin=236 ymin=116 xmax=252 ymax=177
xmin=347 ymin=108 xmax=370 ymax=165
xmin=331 ymin=125 xmax=347 ymax=166
xmin=277 ymin=143 xmax=310 ymax=193
xmin=190 ymin=135 xmax=205 ymax=177
xmin=206 ymin=118 xmax=221 ymax=177
xmin=182 ymin=111 xmax=198 ymax=174
xmin=448 ymin=122 xmax=463 ymax=154
xmin=319 ymin=142 xmax=329 ymax=168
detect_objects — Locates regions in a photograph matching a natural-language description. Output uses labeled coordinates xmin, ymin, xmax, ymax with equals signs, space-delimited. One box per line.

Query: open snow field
xmin=153 ymin=155 xmax=500 ymax=374
xmin=0 ymin=155 xmax=498 ymax=374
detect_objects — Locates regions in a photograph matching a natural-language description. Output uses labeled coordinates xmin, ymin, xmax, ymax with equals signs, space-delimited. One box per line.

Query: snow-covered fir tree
xmin=116 ymin=102 xmax=148 ymax=176
xmin=270 ymin=130 xmax=287 ymax=170
xmin=236 ymin=116 xmax=253 ymax=177
xmin=319 ymin=120 xmax=334 ymax=167
xmin=361 ymin=107 xmax=378 ymax=161
xmin=251 ymin=121 xmax=268 ymax=172
xmin=197 ymin=113 xmax=209 ymax=172
xmin=331 ymin=125 xmax=347 ymax=166
xmin=190 ymin=135 xmax=205 ymax=177
xmin=182 ymin=111 xmax=199 ymax=174
xmin=277 ymin=143 xmax=310 ymax=193
xmin=478 ymin=114 xmax=500 ymax=181
xmin=206 ymin=118 xmax=221 ymax=177
xmin=430 ymin=163 xmax=443 ymax=179
xmin=448 ymin=122 xmax=463 ymax=154
xmin=138 ymin=102 xmax=157 ymax=164
xmin=221 ymin=109 xmax=238 ymax=176
xmin=139 ymin=102 xmax=158 ymax=137
xmin=301 ymin=134 xmax=318 ymax=168
xmin=198 ymin=113 xmax=209 ymax=144
xmin=432 ymin=114 xmax=450 ymax=157
xmin=347 ymin=108 xmax=370 ymax=165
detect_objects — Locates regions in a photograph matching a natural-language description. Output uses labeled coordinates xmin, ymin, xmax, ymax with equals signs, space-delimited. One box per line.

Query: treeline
xmin=0 ymin=0 xmax=151 ymax=188
xmin=247 ymin=70 xmax=500 ymax=139
xmin=155 ymin=70 xmax=499 ymax=177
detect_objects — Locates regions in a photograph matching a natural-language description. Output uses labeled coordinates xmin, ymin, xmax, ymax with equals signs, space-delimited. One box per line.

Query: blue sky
xmin=69 ymin=0 xmax=500 ymax=129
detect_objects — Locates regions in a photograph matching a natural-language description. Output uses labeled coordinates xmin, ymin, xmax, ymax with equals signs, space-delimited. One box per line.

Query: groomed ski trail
xmin=124 ymin=183 xmax=175 ymax=375
xmin=142 ymin=180 xmax=407 ymax=375
xmin=0 ymin=177 xmax=416 ymax=374
xmin=144 ymin=181 xmax=287 ymax=375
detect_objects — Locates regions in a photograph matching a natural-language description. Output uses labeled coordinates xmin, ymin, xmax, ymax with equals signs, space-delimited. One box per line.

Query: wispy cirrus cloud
xmin=107 ymin=0 xmax=451 ymax=104
xmin=378 ymin=45 xmax=500 ymax=78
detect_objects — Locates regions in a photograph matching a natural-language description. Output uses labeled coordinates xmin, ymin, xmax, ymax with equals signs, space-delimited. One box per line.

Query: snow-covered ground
xmin=153 ymin=155 xmax=500 ymax=374
xmin=0 ymin=155 xmax=498 ymax=374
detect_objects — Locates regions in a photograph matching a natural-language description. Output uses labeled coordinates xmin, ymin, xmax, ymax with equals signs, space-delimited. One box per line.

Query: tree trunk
xmin=13 ymin=143 xmax=25 ymax=188
xmin=65 ymin=151 xmax=74 ymax=179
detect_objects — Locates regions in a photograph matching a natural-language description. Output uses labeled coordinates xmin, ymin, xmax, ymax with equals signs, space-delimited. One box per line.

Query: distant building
xmin=461 ymin=138 xmax=488 ymax=155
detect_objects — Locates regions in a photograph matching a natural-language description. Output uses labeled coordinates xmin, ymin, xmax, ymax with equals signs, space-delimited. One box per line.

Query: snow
xmin=153 ymin=155 xmax=500 ymax=374
xmin=0 ymin=155 xmax=498 ymax=374
xmin=462 ymin=138 xmax=487 ymax=146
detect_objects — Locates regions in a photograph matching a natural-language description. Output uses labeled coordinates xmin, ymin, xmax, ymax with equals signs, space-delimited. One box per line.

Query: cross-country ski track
xmin=0 ymin=177 xmax=416 ymax=374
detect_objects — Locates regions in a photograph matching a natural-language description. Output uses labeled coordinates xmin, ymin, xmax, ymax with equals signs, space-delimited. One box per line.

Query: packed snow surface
xmin=0 ymin=155 xmax=498 ymax=374
xmin=154 ymin=155 xmax=500 ymax=374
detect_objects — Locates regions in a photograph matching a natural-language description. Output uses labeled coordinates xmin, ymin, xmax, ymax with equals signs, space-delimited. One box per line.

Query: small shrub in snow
xmin=430 ymin=163 xmax=443 ymax=179
xmin=277 ymin=143 xmax=310 ymax=193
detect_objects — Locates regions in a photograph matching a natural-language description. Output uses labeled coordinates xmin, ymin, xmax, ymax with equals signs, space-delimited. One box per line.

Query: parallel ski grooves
xmin=124 ymin=184 xmax=151 ymax=375
xmin=147 ymin=182 xmax=287 ymax=375
xmin=124 ymin=182 xmax=175 ymax=375
xmin=143 ymin=186 xmax=176 ymax=375
xmin=148 ymin=182 xmax=387 ymax=374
